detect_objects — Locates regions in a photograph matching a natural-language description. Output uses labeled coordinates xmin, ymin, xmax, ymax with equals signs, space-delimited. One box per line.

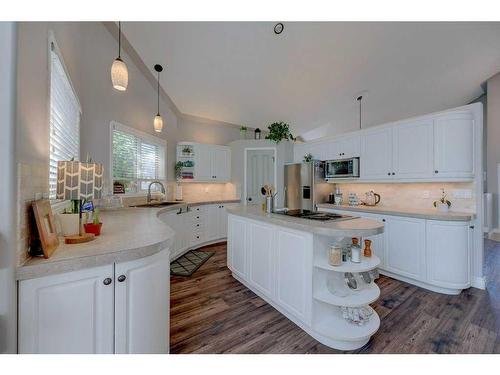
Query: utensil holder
xmin=265 ymin=196 xmax=274 ymax=213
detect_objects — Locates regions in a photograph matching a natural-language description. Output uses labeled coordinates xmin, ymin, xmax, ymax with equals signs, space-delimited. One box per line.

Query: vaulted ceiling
xmin=123 ymin=22 xmax=500 ymax=140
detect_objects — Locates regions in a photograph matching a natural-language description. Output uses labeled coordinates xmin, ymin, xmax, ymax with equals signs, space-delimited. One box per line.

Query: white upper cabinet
xmin=360 ymin=127 xmax=393 ymax=180
xmin=433 ymin=112 xmax=475 ymax=178
xmin=193 ymin=143 xmax=231 ymax=182
xmin=329 ymin=134 xmax=361 ymax=160
xmin=392 ymin=120 xmax=434 ymax=179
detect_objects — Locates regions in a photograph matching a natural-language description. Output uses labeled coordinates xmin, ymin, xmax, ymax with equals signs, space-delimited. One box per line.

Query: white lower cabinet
xmin=385 ymin=217 xmax=426 ymax=281
xmin=115 ymin=250 xmax=170 ymax=354
xmin=426 ymin=221 xmax=471 ymax=289
xmin=19 ymin=250 xmax=170 ymax=354
xmin=19 ymin=264 xmax=115 ymax=354
xmin=275 ymin=229 xmax=312 ymax=324
xmin=248 ymin=221 xmax=274 ymax=298
xmin=318 ymin=207 xmax=471 ymax=294
xmin=228 ymin=214 xmax=313 ymax=324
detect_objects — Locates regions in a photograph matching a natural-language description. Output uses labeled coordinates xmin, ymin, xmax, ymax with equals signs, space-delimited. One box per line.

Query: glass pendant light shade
xmin=154 ymin=114 xmax=163 ymax=132
xmin=111 ymin=22 xmax=128 ymax=92
xmin=111 ymin=57 xmax=128 ymax=91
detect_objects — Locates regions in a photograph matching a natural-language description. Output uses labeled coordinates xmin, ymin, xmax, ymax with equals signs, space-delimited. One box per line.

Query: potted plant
xmin=84 ymin=208 xmax=102 ymax=236
xmin=240 ymin=126 xmax=248 ymax=139
xmin=182 ymin=146 xmax=192 ymax=156
xmin=57 ymin=206 xmax=80 ymax=236
xmin=265 ymin=122 xmax=296 ymax=144
xmin=303 ymin=153 xmax=313 ymax=162
xmin=433 ymin=188 xmax=451 ymax=212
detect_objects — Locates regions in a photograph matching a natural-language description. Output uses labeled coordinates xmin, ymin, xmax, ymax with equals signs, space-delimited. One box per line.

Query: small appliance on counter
xmin=363 ymin=190 xmax=381 ymax=206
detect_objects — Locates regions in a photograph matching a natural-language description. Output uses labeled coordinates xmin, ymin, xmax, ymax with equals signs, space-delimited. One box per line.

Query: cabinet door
xmin=426 ymin=221 xmax=470 ymax=288
xmin=434 ymin=112 xmax=474 ymax=178
xmin=115 ymin=249 xmax=170 ymax=354
xmin=276 ymin=229 xmax=312 ymax=324
xmin=339 ymin=134 xmax=361 ymax=158
xmin=248 ymin=221 xmax=275 ymax=298
xmin=213 ymin=146 xmax=231 ymax=181
xmin=205 ymin=204 xmax=220 ymax=241
xmin=364 ymin=216 xmax=387 ymax=269
xmin=392 ymin=120 xmax=433 ymax=179
xmin=227 ymin=214 xmax=247 ymax=278
xmin=360 ymin=127 xmax=393 ymax=179
xmin=194 ymin=143 xmax=213 ymax=181
xmin=385 ymin=217 xmax=426 ymax=281
xmin=19 ymin=265 xmax=114 ymax=353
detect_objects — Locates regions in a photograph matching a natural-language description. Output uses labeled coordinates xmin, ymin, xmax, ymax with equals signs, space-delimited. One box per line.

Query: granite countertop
xmin=226 ymin=205 xmax=384 ymax=237
xmin=17 ymin=199 xmax=241 ymax=281
xmin=316 ymin=203 xmax=475 ymax=222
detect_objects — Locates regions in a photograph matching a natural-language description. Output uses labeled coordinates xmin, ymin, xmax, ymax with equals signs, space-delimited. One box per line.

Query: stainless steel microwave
xmin=325 ymin=157 xmax=360 ymax=179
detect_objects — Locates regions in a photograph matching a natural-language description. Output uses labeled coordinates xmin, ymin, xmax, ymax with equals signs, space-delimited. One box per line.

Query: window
xmin=48 ymin=34 xmax=81 ymax=198
xmin=111 ymin=121 xmax=166 ymax=194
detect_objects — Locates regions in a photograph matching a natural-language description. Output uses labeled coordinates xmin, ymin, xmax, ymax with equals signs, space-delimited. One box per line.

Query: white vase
xmin=57 ymin=213 xmax=80 ymax=236
xmin=175 ymin=183 xmax=183 ymax=201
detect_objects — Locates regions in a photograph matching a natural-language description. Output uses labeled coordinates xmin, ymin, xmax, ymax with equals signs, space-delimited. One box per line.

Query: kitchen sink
xmin=131 ymin=201 xmax=183 ymax=208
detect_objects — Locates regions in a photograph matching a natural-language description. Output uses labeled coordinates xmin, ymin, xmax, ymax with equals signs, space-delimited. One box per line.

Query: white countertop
xmin=17 ymin=199 xmax=240 ymax=281
xmin=227 ymin=205 xmax=384 ymax=237
xmin=316 ymin=203 xmax=475 ymax=221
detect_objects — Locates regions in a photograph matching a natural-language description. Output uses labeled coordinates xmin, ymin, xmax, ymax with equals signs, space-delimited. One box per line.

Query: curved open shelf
xmin=313 ymin=282 xmax=380 ymax=307
xmin=314 ymin=253 xmax=380 ymax=273
xmin=313 ymin=305 xmax=380 ymax=343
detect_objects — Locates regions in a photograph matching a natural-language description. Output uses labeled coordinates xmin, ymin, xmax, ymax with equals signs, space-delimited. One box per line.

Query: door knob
xmin=248 ymin=197 xmax=252 ymax=201
xmin=435 ymin=170 xmax=439 ymax=174
xmin=387 ymin=172 xmax=391 ymax=176
xmin=117 ymin=275 xmax=126 ymax=283
xmin=103 ymin=277 xmax=112 ymax=285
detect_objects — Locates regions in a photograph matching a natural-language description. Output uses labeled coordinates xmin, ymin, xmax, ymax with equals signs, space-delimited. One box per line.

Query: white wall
xmin=0 ymin=22 xmax=17 ymax=353
xmin=487 ymin=72 xmax=500 ymax=230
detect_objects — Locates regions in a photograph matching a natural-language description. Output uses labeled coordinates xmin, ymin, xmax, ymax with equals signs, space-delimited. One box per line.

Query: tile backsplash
xmin=331 ymin=182 xmax=476 ymax=212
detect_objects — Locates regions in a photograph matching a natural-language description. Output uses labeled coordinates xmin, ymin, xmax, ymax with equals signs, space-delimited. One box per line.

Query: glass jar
xmin=327 ymin=243 xmax=342 ymax=266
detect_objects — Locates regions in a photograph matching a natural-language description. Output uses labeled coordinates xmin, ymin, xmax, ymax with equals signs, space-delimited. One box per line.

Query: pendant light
xmin=153 ymin=64 xmax=164 ymax=133
xmin=111 ymin=21 xmax=129 ymax=91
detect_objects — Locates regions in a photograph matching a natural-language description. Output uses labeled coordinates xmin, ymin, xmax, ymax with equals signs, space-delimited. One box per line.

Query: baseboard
xmin=471 ymin=276 xmax=486 ymax=290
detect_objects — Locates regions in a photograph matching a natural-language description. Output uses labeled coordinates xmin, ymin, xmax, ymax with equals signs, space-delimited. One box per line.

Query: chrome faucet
xmin=147 ymin=181 xmax=166 ymax=204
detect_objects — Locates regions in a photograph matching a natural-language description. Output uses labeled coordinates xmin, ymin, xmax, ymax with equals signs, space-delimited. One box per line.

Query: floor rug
xmin=170 ymin=250 xmax=215 ymax=276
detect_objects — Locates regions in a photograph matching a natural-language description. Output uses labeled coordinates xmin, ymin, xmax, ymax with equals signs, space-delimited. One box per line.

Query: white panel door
xmin=19 ymin=264 xmax=114 ymax=354
xmin=115 ymin=249 xmax=170 ymax=354
xmin=248 ymin=221 xmax=275 ymax=298
xmin=228 ymin=215 xmax=247 ymax=278
xmin=385 ymin=217 xmax=426 ymax=281
xmin=360 ymin=127 xmax=393 ymax=179
xmin=213 ymin=146 xmax=231 ymax=181
xmin=392 ymin=120 xmax=434 ymax=179
xmin=276 ymin=229 xmax=312 ymax=324
xmin=194 ymin=143 xmax=213 ymax=181
xmin=246 ymin=149 xmax=275 ymax=205
xmin=434 ymin=112 xmax=475 ymax=178
xmin=426 ymin=221 xmax=470 ymax=288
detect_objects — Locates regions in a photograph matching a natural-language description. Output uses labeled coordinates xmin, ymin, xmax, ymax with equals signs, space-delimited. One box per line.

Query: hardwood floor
xmin=170 ymin=240 xmax=500 ymax=353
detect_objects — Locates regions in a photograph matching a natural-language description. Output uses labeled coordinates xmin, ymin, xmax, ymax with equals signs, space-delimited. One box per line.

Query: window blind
xmin=49 ymin=41 xmax=81 ymax=198
xmin=112 ymin=122 xmax=166 ymax=192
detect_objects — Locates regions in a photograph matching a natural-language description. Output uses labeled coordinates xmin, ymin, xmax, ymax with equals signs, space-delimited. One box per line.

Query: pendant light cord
xmin=157 ymin=71 xmax=160 ymax=116
xmin=118 ymin=21 xmax=121 ymax=59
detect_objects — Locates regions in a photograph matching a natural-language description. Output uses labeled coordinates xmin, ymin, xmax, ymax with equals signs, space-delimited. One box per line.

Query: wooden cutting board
xmin=32 ymin=200 xmax=59 ymax=259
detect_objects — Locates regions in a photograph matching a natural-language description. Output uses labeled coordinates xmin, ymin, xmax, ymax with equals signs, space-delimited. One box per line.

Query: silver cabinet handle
xmin=117 ymin=275 xmax=126 ymax=283
xmin=103 ymin=277 xmax=112 ymax=285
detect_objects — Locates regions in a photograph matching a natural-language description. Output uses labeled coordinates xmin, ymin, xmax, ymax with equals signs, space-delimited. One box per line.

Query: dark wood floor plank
xmin=170 ymin=241 xmax=500 ymax=354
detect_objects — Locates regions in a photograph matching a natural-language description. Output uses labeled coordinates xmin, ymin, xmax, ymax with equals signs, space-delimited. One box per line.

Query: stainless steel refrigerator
xmin=284 ymin=161 xmax=329 ymax=212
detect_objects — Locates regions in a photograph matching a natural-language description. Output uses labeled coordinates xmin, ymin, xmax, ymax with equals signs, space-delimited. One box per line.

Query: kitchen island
xmin=226 ymin=206 xmax=385 ymax=350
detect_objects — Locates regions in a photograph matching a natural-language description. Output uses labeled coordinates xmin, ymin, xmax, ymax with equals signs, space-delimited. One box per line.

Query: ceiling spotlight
xmin=274 ymin=23 xmax=284 ymax=35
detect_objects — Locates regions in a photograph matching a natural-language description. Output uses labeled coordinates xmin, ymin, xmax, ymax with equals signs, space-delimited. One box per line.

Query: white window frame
xmin=109 ymin=121 xmax=167 ymax=196
xmin=48 ymin=31 xmax=82 ymax=200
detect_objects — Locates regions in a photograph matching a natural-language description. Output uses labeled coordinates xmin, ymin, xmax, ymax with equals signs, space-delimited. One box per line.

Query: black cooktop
xmin=277 ymin=209 xmax=355 ymax=222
